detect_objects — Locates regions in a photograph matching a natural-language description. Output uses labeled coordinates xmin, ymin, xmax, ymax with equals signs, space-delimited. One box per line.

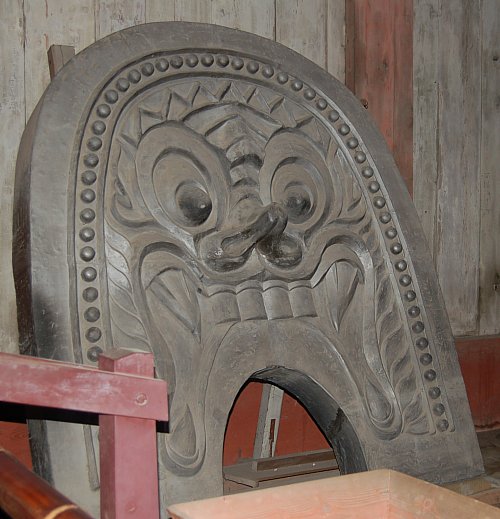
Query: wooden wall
xmin=414 ymin=0 xmax=500 ymax=336
xmin=0 ymin=0 xmax=345 ymax=354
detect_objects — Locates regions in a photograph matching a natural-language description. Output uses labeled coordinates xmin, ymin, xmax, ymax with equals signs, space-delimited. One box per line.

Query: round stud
xmin=86 ymin=327 xmax=102 ymax=343
xmin=412 ymin=321 xmax=425 ymax=334
xmin=365 ymin=182 xmax=379 ymax=195
xmin=96 ymin=104 xmax=111 ymax=118
xmin=231 ymin=57 xmax=244 ymax=70
xmin=116 ymin=78 xmax=130 ymax=92
xmin=380 ymin=212 xmax=391 ymax=223
xmin=437 ymin=419 xmax=449 ymax=432
xmin=328 ymin=110 xmax=340 ymax=122
xmin=96 ymin=104 xmax=111 ymax=117
xmin=408 ymin=305 xmax=421 ymax=318
xmin=170 ymin=55 xmax=183 ymax=68
xmin=262 ymin=65 xmax=274 ymax=78
xmin=92 ymin=121 xmax=106 ymax=135
xmin=84 ymin=307 xmax=100 ymax=323
xmin=362 ymin=167 xmax=374 ymax=179
xmin=390 ymin=242 xmax=402 ymax=254
xmin=83 ymin=287 xmax=98 ymax=302
xmin=201 ymin=54 xmax=214 ymax=67
xmin=277 ymin=72 xmax=288 ymax=84
xmin=339 ymin=124 xmax=350 ymax=135
xmin=128 ymin=69 xmax=141 ymax=83
xmin=79 ymin=227 xmax=95 ymax=242
xmin=433 ymin=403 xmax=445 ymax=416
xmin=374 ymin=196 xmax=386 ymax=209
xmin=80 ymin=246 xmax=96 ymax=262
xmin=355 ymin=151 xmax=367 ymax=163
xmin=81 ymin=170 xmax=97 ymax=185
xmin=87 ymin=137 xmax=102 ymax=151
xmin=217 ymin=55 xmax=229 ymax=67
xmin=347 ymin=137 xmax=359 ymax=149
xmin=316 ymin=98 xmax=327 ymax=110
xmin=420 ymin=353 xmax=433 ymax=365
xmin=386 ymin=227 xmax=397 ymax=239
xmin=416 ymin=337 xmax=429 ymax=349
xmin=291 ymin=79 xmax=303 ymax=91
xmin=87 ymin=345 xmax=103 ymax=362
xmin=399 ymin=274 xmax=412 ymax=287
xmin=185 ymin=54 xmax=199 ymax=67
xmin=304 ymin=88 xmax=316 ymax=100
xmin=80 ymin=189 xmax=96 ymax=203
xmin=80 ymin=208 xmax=95 ymax=223
xmin=424 ymin=369 xmax=436 ymax=382
xmin=104 ymin=90 xmax=118 ymax=104
xmin=81 ymin=267 xmax=97 ymax=282
xmin=141 ymin=62 xmax=154 ymax=76
xmin=246 ymin=61 xmax=259 ymax=73
xmin=84 ymin=154 xmax=99 ymax=168
xmin=428 ymin=386 xmax=441 ymax=399
xmin=405 ymin=290 xmax=417 ymax=302
xmin=395 ymin=260 xmax=407 ymax=271
xmin=155 ymin=58 xmax=169 ymax=72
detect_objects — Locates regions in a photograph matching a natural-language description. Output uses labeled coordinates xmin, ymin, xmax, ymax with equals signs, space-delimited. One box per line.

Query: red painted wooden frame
xmin=0 ymin=349 xmax=168 ymax=519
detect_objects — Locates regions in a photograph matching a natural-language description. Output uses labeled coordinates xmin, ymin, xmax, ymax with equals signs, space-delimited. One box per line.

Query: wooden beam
xmin=0 ymin=351 xmax=168 ymax=421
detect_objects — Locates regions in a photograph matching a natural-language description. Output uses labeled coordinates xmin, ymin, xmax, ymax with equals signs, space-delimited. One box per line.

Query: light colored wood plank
xmin=211 ymin=0 xmax=274 ymax=39
xmin=0 ymin=0 xmax=24 ymax=354
xmin=435 ymin=1 xmax=481 ymax=335
xmin=478 ymin=0 xmax=500 ymax=335
xmin=24 ymin=0 xmax=95 ymax=120
xmin=253 ymin=385 xmax=283 ymax=460
xmin=145 ymin=0 xmax=174 ymax=22
xmin=95 ymin=0 xmax=145 ymax=39
xmin=413 ymin=0 xmax=440 ymax=256
xmin=276 ymin=0 xmax=327 ymax=69
xmin=174 ymin=0 xmax=211 ymax=23
xmin=326 ymin=0 xmax=345 ymax=82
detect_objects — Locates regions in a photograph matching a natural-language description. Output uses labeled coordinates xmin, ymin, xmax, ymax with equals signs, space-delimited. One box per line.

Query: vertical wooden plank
xmin=174 ymin=0 xmax=211 ymax=23
xmin=413 ymin=0 xmax=440 ymax=255
xmin=145 ymin=0 xmax=174 ymax=22
xmin=252 ymin=385 xmax=283 ymax=461
xmin=435 ymin=1 xmax=481 ymax=335
xmin=326 ymin=0 xmax=346 ymax=82
xmin=276 ymin=0 xmax=327 ymax=69
xmin=346 ymin=0 xmax=413 ymax=191
xmin=24 ymin=0 xmax=95 ymax=121
xmin=0 ymin=0 xmax=24 ymax=355
xmin=478 ymin=0 xmax=500 ymax=335
xmin=212 ymin=0 xmax=275 ymax=39
xmin=393 ymin=0 xmax=413 ymax=196
xmin=95 ymin=0 xmax=146 ymax=39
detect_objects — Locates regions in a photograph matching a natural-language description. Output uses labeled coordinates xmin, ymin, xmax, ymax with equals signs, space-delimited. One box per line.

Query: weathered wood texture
xmin=345 ymin=0 xmax=413 ymax=194
xmin=414 ymin=0 xmax=497 ymax=336
xmin=0 ymin=0 xmax=345 ymax=356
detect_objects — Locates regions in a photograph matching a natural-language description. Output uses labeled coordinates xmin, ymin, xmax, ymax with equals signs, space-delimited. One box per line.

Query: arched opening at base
xmin=222 ymin=367 xmax=367 ymax=493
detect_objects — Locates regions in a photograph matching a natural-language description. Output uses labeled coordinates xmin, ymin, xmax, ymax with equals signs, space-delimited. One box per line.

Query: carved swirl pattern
xmin=73 ymin=51 xmax=452 ymax=475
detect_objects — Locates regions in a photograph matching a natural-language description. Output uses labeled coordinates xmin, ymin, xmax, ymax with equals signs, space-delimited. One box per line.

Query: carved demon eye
xmin=175 ymin=182 xmax=212 ymax=226
xmin=283 ymin=183 xmax=313 ymax=223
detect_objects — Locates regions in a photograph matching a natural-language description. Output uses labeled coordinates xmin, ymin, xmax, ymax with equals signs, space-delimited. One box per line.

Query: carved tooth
xmin=289 ymin=285 xmax=317 ymax=318
xmin=262 ymin=285 xmax=293 ymax=320
xmin=236 ymin=286 xmax=267 ymax=321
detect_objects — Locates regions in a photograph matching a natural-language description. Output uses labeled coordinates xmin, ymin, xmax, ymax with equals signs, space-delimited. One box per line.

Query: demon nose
xmin=219 ymin=202 xmax=288 ymax=260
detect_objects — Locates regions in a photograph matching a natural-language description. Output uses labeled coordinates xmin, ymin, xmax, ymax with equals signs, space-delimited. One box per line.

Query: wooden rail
xmin=0 ymin=349 xmax=168 ymax=518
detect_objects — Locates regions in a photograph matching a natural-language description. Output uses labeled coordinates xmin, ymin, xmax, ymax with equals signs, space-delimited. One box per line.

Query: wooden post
xmin=98 ymin=350 xmax=163 ymax=519
xmin=47 ymin=44 xmax=75 ymax=79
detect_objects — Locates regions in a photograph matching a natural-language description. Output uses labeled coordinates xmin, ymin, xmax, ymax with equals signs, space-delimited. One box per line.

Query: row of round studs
xmin=76 ymin=51 xmax=445 ymax=431
xmin=321 ymin=115 xmax=450 ymax=433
